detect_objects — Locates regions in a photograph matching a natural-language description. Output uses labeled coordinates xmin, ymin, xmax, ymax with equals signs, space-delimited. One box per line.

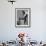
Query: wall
xmin=0 ymin=0 xmax=46 ymax=42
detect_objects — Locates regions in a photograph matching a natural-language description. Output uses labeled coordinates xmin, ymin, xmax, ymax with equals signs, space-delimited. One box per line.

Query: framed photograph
xmin=15 ymin=8 xmax=31 ymax=28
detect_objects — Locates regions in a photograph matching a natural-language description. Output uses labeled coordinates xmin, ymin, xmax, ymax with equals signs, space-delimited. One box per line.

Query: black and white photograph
xmin=15 ymin=8 xmax=31 ymax=28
